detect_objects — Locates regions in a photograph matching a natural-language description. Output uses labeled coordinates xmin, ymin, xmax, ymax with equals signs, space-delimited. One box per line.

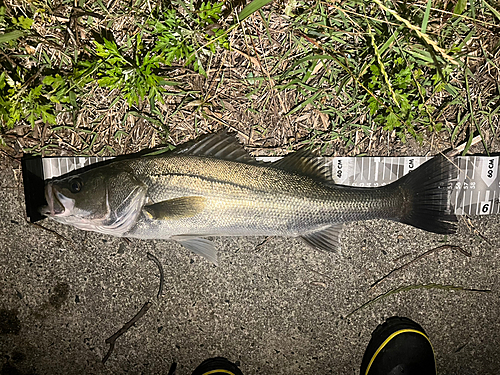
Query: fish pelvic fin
xmin=393 ymin=154 xmax=457 ymax=234
xmin=143 ymin=196 xmax=206 ymax=220
xmin=173 ymin=236 xmax=218 ymax=265
xmin=301 ymin=224 xmax=344 ymax=252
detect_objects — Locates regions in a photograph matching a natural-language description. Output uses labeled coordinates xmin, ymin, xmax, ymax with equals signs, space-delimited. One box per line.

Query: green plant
xmin=149 ymin=1 xmax=229 ymax=76
xmin=79 ymin=1 xmax=228 ymax=107
xmin=0 ymin=0 xmax=229 ymax=133
xmin=91 ymin=36 xmax=171 ymax=106
xmin=0 ymin=6 xmax=59 ymax=132
xmin=272 ymin=0 xmax=475 ymax=144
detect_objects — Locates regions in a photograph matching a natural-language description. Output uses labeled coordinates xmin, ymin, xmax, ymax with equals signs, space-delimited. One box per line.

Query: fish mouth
xmin=39 ymin=182 xmax=65 ymax=216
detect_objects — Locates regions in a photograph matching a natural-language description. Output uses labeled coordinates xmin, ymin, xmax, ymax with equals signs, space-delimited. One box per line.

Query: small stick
xmin=347 ymin=283 xmax=490 ymax=318
xmin=254 ymin=236 xmax=271 ymax=250
xmin=447 ymin=134 xmax=483 ymax=157
xmin=31 ymin=222 xmax=71 ymax=242
xmin=370 ymin=245 xmax=471 ymax=289
xmin=147 ymin=252 xmax=164 ymax=299
xmin=102 ymin=301 xmax=152 ymax=364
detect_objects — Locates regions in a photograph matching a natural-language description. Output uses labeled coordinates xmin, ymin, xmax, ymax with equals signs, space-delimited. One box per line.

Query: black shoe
xmin=191 ymin=357 xmax=243 ymax=375
xmin=360 ymin=316 xmax=436 ymax=375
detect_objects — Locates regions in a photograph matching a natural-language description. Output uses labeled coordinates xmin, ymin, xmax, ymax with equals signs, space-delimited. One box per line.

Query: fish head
xmin=39 ymin=165 xmax=147 ymax=236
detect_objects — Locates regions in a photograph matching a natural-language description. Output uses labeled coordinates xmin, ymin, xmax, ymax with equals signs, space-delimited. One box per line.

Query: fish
xmin=40 ymin=132 xmax=457 ymax=264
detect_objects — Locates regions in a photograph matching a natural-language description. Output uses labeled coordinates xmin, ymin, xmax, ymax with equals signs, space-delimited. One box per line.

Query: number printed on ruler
xmin=403 ymin=157 xmax=421 ymax=175
xmin=479 ymin=157 xmax=499 ymax=215
xmin=481 ymin=157 xmax=499 ymax=186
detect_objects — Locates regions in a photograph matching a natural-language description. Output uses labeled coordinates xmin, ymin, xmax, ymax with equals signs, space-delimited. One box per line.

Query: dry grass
xmin=1 ymin=0 xmax=499 ymax=158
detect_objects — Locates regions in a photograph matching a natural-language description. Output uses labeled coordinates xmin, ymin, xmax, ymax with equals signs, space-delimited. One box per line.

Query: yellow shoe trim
xmin=364 ymin=328 xmax=436 ymax=375
xmin=202 ymin=370 xmax=236 ymax=375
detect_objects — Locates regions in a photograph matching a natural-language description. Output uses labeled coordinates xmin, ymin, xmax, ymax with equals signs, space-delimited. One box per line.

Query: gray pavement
xmin=1 ymin=155 xmax=499 ymax=374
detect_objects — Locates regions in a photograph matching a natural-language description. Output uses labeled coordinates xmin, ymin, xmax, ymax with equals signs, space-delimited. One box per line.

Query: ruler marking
xmin=362 ymin=157 xmax=365 ymax=182
xmin=469 ymin=190 xmax=473 ymax=214
xmin=476 ymin=190 xmax=481 ymax=215
xmin=51 ymin=159 xmax=57 ymax=179
xmin=354 ymin=157 xmax=357 ymax=184
xmin=57 ymin=159 xmax=62 ymax=179
xmin=48 ymin=160 xmax=53 ymax=179
xmin=472 ymin=156 xmax=476 ymax=179
xmin=464 ymin=160 xmax=469 ymax=182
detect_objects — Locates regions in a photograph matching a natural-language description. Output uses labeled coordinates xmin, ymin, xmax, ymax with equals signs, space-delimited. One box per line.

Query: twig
xmin=0 ymin=50 xmax=18 ymax=68
xmin=347 ymin=283 xmax=490 ymax=318
xmin=31 ymin=222 xmax=72 ymax=242
xmin=370 ymin=245 xmax=471 ymax=289
xmin=147 ymin=252 xmax=164 ymax=299
xmin=0 ymin=149 xmax=21 ymax=162
xmin=447 ymin=134 xmax=483 ymax=157
xmin=102 ymin=301 xmax=152 ymax=364
xmin=254 ymin=236 xmax=271 ymax=250
xmin=464 ymin=216 xmax=494 ymax=247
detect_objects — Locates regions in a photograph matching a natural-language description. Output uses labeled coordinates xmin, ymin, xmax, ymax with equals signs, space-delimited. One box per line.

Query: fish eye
xmin=69 ymin=178 xmax=83 ymax=193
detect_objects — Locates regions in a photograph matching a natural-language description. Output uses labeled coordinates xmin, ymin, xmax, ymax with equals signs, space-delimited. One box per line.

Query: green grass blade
xmin=483 ymin=0 xmax=500 ymax=22
xmin=0 ymin=30 xmax=24 ymax=44
xmin=238 ymin=0 xmax=274 ymax=21
xmin=421 ymin=0 xmax=432 ymax=33
xmin=454 ymin=0 xmax=467 ymax=15
xmin=286 ymin=90 xmax=323 ymax=116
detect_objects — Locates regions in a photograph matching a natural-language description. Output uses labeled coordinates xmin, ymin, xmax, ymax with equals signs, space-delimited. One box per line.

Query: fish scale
xmin=123 ymin=155 xmax=404 ymax=239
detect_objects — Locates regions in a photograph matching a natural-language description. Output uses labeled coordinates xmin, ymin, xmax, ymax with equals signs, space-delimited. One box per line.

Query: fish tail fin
xmin=393 ymin=154 xmax=457 ymax=234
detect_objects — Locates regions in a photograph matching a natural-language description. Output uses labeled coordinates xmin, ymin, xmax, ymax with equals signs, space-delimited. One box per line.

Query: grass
xmin=0 ymin=0 xmax=499 ymax=156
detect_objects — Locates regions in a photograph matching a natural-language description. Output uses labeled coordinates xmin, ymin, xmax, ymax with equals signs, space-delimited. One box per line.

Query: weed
xmin=0 ymin=6 xmax=58 ymax=135
xmin=1 ymin=0 xmax=498 ymax=155
xmin=270 ymin=0 xmax=498 ymax=148
xmin=0 ymin=0 xmax=230 ymax=138
xmin=86 ymin=1 xmax=229 ymax=106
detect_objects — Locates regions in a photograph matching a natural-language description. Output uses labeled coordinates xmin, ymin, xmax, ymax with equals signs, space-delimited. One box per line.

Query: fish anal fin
xmin=273 ymin=149 xmax=329 ymax=182
xmin=173 ymin=236 xmax=218 ymax=265
xmin=175 ymin=131 xmax=255 ymax=163
xmin=301 ymin=224 xmax=344 ymax=252
xmin=144 ymin=196 xmax=206 ymax=220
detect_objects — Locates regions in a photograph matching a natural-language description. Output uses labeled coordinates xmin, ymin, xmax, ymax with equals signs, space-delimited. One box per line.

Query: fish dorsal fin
xmin=175 ymin=131 xmax=255 ymax=163
xmin=273 ymin=149 xmax=329 ymax=181
xmin=173 ymin=236 xmax=218 ymax=265
xmin=301 ymin=224 xmax=344 ymax=252
xmin=143 ymin=196 xmax=206 ymax=220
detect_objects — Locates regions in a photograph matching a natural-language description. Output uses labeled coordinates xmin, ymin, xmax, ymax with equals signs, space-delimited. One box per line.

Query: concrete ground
xmin=1 ymin=154 xmax=499 ymax=375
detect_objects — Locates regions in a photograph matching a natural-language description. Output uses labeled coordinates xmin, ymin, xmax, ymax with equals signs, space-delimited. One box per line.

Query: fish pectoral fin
xmin=143 ymin=196 xmax=206 ymax=220
xmin=301 ymin=224 xmax=344 ymax=252
xmin=173 ymin=236 xmax=218 ymax=265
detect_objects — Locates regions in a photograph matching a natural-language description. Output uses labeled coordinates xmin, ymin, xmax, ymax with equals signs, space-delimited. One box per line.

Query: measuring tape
xmin=37 ymin=155 xmax=500 ymax=217
xmin=329 ymin=156 xmax=499 ymax=216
